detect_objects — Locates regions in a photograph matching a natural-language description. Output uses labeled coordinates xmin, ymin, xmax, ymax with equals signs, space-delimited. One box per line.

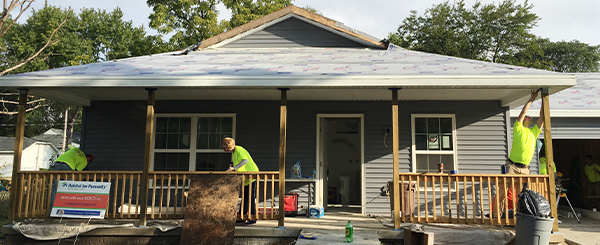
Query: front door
xmin=317 ymin=115 xmax=363 ymax=213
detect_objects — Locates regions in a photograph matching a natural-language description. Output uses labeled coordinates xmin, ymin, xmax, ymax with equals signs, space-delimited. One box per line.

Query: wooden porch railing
xmin=12 ymin=171 xmax=280 ymax=221
xmin=395 ymin=173 xmax=552 ymax=226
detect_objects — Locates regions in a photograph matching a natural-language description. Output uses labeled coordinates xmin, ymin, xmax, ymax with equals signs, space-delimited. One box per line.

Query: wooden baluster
xmin=18 ymin=174 xmax=25 ymax=219
xmin=416 ymin=175 xmax=421 ymax=223
xmin=46 ymin=173 xmax=53 ymax=217
xmin=136 ymin=174 xmax=141 ymax=217
xmin=425 ymin=175 xmax=429 ymax=222
xmin=447 ymin=175 xmax=452 ymax=222
xmin=32 ymin=174 xmax=39 ymax=217
xmin=159 ymin=175 xmax=164 ymax=218
xmin=456 ymin=176 xmax=460 ymax=222
xmin=121 ymin=174 xmax=126 ymax=219
xmin=479 ymin=176 xmax=483 ymax=224
xmin=487 ymin=176 xmax=492 ymax=225
xmin=495 ymin=177 xmax=500 ymax=224
xmin=511 ymin=177 xmax=516 ymax=223
xmin=94 ymin=173 xmax=97 ymax=182
xmin=110 ymin=174 xmax=116 ymax=218
xmin=181 ymin=174 xmax=187 ymax=217
xmin=152 ymin=174 xmax=157 ymax=219
xmin=400 ymin=175 xmax=405 ymax=223
xmin=24 ymin=174 xmax=32 ymax=217
xmin=432 ymin=175 xmax=437 ymax=221
xmin=503 ymin=177 xmax=509 ymax=225
xmin=173 ymin=174 xmax=179 ymax=217
xmin=409 ymin=175 xmax=415 ymax=223
xmin=165 ymin=174 xmax=172 ymax=219
xmin=263 ymin=174 xmax=267 ymax=220
xmin=471 ymin=176 xmax=476 ymax=223
xmin=440 ymin=176 xmax=445 ymax=222
xmin=271 ymin=174 xmax=275 ymax=220
xmin=240 ymin=174 xmax=246 ymax=221
xmin=128 ymin=174 xmax=134 ymax=218
xmin=543 ymin=177 xmax=549 ymax=200
xmin=463 ymin=176 xmax=467 ymax=223
xmin=255 ymin=174 xmax=260 ymax=220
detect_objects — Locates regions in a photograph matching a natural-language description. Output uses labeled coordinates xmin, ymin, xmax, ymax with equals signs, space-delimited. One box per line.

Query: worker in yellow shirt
xmin=491 ymin=90 xmax=544 ymax=219
xmin=584 ymin=155 xmax=600 ymax=198
xmin=539 ymin=150 xmax=556 ymax=175
xmin=51 ymin=148 xmax=93 ymax=171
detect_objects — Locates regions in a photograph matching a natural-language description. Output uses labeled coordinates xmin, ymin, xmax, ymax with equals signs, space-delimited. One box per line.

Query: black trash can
xmin=514 ymin=213 xmax=554 ymax=245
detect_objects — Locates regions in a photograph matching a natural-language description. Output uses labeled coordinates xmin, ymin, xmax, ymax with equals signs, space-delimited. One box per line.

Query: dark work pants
xmin=242 ymin=181 xmax=257 ymax=216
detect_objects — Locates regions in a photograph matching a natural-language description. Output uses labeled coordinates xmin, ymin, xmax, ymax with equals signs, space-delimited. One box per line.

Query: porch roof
xmin=510 ymin=73 xmax=600 ymax=117
xmin=0 ymin=45 xmax=575 ymax=108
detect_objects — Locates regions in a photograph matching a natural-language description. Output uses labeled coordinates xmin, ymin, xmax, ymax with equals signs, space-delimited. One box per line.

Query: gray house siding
xmin=82 ymin=99 xmax=507 ymax=215
xmin=540 ymin=118 xmax=600 ymax=139
xmin=222 ymin=17 xmax=369 ymax=48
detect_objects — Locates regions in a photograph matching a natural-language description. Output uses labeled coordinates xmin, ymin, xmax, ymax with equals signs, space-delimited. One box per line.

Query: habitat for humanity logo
xmin=62 ymin=182 xmax=68 ymax=187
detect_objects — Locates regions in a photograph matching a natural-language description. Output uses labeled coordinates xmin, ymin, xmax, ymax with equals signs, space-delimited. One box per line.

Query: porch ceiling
xmin=25 ymin=83 xmax=569 ymax=108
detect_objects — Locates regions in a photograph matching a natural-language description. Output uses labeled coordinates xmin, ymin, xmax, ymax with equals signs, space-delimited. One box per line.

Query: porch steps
xmin=295 ymin=228 xmax=380 ymax=245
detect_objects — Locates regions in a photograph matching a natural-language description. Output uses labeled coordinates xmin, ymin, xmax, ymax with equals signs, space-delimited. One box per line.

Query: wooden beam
xmin=8 ymin=89 xmax=28 ymax=223
xmin=278 ymin=88 xmax=288 ymax=227
xmin=139 ymin=88 xmax=156 ymax=227
xmin=541 ymin=89 xmax=558 ymax=232
xmin=391 ymin=89 xmax=401 ymax=229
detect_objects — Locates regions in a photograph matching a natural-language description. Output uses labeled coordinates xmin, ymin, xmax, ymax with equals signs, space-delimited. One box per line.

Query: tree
xmin=1 ymin=4 xmax=170 ymax=145
xmin=1 ymin=1 xmax=72 ymax=75
xmin=148 ymin=0 xmax=224 ymax=49
xmin=388 ymin=0 xmax=539 ymax=62
xmin=222 ymin=0 xmax=292 ymax=29
xmin=147 ymin=0 xmax=293 ymax=49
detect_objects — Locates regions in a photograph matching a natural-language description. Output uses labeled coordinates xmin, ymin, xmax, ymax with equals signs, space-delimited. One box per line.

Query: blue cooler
xmin=309 ymin=205 xmax=324 ymax=218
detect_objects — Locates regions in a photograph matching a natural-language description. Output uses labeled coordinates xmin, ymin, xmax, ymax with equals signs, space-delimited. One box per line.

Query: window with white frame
xmin=411 ymin=115 xmax=457 ymax=173
xmin=153 ymin=114 xmax=235 ymax=171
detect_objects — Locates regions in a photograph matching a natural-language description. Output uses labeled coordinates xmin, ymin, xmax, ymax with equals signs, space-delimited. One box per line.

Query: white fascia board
xmin=509 ymin=109 xmax=600 ymax=117
xmin=0 ymin=74 xmax=576 ymax=89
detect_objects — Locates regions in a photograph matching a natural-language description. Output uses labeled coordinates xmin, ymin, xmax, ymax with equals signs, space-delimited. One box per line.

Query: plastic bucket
xmin=515 ymin=213 xmax=554 ymax=245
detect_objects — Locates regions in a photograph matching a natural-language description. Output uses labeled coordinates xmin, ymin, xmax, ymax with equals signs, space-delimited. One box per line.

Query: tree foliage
xmin=147 ymin=0 xmax=292 ymax=50
xmin=388 ymin=0 xmax=539 ymax=62
xmin=1 ymin=4 xmax=170 ymax=139
xmin=388 ymin=0 xmax=600 ymax=72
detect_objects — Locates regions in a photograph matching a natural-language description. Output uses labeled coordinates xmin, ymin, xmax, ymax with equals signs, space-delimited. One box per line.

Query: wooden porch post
xmin=390 ymin=88 xmax=401 ymax=230
xmin=8 ymin=89 xmax=28 ymax=223
xmin=278 ymin=88 xmax=288 ymax=227
xmin=139 ymin=88 xmax=156 ymax=227
xmin=541 ymin=89 xmax=559 ymax=232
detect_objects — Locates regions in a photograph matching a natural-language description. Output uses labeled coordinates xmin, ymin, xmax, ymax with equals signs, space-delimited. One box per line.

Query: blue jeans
xmin=242 ymin=181 xmax=257 ymax=217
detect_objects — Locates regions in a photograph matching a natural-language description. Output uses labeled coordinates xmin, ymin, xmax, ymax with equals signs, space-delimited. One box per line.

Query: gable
xmin=221 ymin=16 xmax=371 ymax=48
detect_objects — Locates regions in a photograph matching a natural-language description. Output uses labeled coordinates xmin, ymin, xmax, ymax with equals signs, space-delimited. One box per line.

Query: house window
xmin=411 ymin=115 xmax=457 ymax=173
xmin=153 ymin=114 xmax=235 ymax=171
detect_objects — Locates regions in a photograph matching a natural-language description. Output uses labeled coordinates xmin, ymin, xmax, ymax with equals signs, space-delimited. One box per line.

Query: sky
xmin=19 ymin=0 xmax=600 ymax=45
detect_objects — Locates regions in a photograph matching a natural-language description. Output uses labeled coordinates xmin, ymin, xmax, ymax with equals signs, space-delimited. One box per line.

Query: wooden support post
xmin=139 ymin=88 xmax=156 ymax=227
xmin=278 ymin=88 xmax=288 ymax=227
xmin=391 ymin=88 xmax=401 ymax=229
xmin=8 ymin=89 xmax=28 ymax=223
xmin=541 ymin=89 xmax=559 ymax=232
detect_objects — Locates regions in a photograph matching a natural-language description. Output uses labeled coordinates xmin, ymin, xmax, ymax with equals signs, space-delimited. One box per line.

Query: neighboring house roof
xmin=29 ymin=129 xmax=81 ymax=149
xmin=0 ymin=137 xmax=36 ymax=152
xmin=510 ymin=73 xmax=600 ymax=117
xmin=0 ymin=6 xmax=575 ymax=109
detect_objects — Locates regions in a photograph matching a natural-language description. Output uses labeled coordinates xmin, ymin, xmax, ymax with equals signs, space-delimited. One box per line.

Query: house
xmin=511 ymin=72 xmax=600 ymax=209
xmin=0 ymin=6 xmax=575 ymax=217
xmin=0 ymin=136 xmax=59 ymax=178
xmin=30 ymin=128 xmax=81 ymax=150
